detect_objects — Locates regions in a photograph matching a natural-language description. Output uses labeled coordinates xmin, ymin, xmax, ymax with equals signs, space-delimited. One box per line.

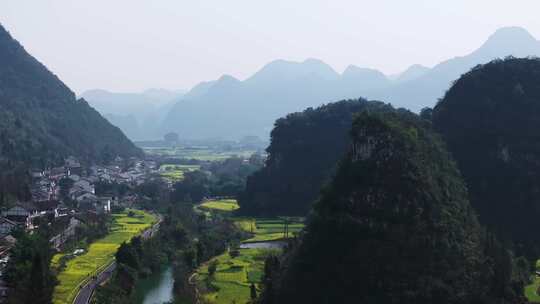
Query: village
xmin=0 ymin=156 xmax=160 ymax=302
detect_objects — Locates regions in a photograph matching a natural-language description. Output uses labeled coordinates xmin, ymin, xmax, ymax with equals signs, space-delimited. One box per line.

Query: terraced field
xmin=51 ymin=210 xmax=156 ymax=304
xmin=144 ymin=147 xmax=257 ymax=161
xmin=234 ymin=218 xmax=304 ymax=243
xmin=193 ymin=201 xmax=304 ymax=304
xmin=199 ymin=199 xmax=240 ymax=212
xmin=159 ymin=164 xmax=200 ymax=182
xmin=196 ymin=248 xmax=279 ymax=304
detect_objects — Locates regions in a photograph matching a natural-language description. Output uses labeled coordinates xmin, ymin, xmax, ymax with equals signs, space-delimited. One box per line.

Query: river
xmin=133 ymin=266 xmax=174 ymax=304
xmin=239 ymin=240 xmax=287 ymax=249
xmin=132 ymin=242 xmax=284 ymax=303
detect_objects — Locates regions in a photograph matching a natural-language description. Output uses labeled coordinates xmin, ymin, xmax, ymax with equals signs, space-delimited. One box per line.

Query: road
xmin=72 ymin=213 xmax=162 ymax=304
xmin=73 ymin=262 xmax=116 ymax=304
xmin=188 ymin=272 xmax=201 ymax=304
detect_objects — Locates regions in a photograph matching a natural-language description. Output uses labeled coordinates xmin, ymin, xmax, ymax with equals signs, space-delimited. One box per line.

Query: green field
xmin=52 ymin=210 xmax=156 ymax=304
xmin=199 ymin=199 xmax=240 ymax=212
xmin=144 ymin=147 xmax=257 ymax=161
xmin=196 ymin=248 xmax=278 ymax=304
xmin=159 ymin=164 xmax=200 ymax=182
xmin=193 ymin=204 xmax=304 ymax=303
xmin=526 ymin=260 xmax=540 ymax=302
xmin=234 ymin=218 xmax=304 ymax=243
xmin=526 ymin=276 xmax=540 ymax=303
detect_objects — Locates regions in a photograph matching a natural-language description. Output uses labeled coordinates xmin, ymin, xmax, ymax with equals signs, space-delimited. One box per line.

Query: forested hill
xmin=238 ymin=99 xmax=396 ymax=216
xmin=0 ymin=24 xmax=142 ymax=168
xmin=263 ymin=111 xmax=527 ymax=304
xmin=433 ymin=57 xmax=540 ymax=259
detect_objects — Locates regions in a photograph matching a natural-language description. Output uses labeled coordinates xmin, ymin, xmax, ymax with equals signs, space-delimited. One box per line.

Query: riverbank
xmin=194 ymin=247 xmax=278 ymax=304
xmin=132 ymin=266 xmax=175 ymax=304
xmin=190 ymin=202 xmax=305 ymax=304
xmin=51 ymin=209 xmax=157 ymax=304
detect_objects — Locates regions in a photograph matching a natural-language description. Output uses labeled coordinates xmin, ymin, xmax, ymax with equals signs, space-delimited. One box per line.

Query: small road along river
xmin=72 ymin=213 xmax=162 ymax=304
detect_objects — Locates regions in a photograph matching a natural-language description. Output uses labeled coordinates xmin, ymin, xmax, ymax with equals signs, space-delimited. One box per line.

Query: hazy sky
xmin=1 ymin=1 xmax=539 ymax=93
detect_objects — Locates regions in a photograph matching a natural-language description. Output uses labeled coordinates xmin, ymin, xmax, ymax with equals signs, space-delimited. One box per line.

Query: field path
xmin=188 ymin=272 xmax=201 ymax=304
xmin=72 ymin=213 xmax=162 ymax=304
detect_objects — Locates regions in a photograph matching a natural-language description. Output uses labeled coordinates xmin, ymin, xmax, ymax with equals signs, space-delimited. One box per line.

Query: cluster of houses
xmin=0 ymin=156 xmax=159 ymax=301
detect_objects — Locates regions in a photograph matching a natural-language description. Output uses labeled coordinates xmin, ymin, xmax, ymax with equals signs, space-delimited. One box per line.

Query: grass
xmin=196 ymin=248 xmax=279 ymax=304
xmin=193 ymin=206 xmax=304 ymax=303
xmin=51 ymin=209 xmax=156 ymax=304
xmin=159 ymin=164 xmax=200 ymax=182
xmin=525 ymin=275 xmax=540 ymax=303
xmin=233 ymin=218 xmax=304 ymax=243
xmin=525 ymin=259 xmax=540 ymax=302
xmin=199 ymin=199 xmax=240 ymax=212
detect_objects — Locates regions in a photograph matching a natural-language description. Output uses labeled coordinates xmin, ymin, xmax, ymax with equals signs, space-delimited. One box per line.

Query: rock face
xmin=0 ymin=24 xmax=142 ymax=167
xmin=433 ymin=57 xmax=540 ymax=258
xmin=264 ymin=111 xmax=525 ymax=304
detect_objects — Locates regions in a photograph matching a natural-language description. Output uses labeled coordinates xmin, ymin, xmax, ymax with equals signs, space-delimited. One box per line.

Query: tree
xmin=250 ymin=283 xmax=257 ymax=300
xmin=5 ymin=232 xmax=57 ymax=304
xmin=433 ymin=58 xmax=540 ymax=260
xmin=116 ymin=242 xmax=140 ymax=270
xmin=164 ymin=132 xmax=179 ymax=144
xmin=265 ymin=111 xmax=525 ymax=304
xmin=208 ymin=260 xmax=218 ymax=278
xmin=238 ymin=99 xmax=395 ymax=216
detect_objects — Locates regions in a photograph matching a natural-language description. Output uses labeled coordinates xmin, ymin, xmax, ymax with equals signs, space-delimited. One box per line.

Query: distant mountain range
xmin=80 ymin=89 xmax=185 ymax=140
xmin=0 ymin=24 xmax=142 ymax=167
xmin=84 ymin=26 xmax=540 ymax=140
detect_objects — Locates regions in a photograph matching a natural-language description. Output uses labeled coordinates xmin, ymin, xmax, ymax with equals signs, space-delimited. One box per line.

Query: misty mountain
xmin=81 ymin=88 xmax=185 ymax=140
xmin=162 ymin=59 xmax=382 ymax=139
xmin=160 ymin=27 xmax=540 ymax=140
xmin=392 ymin=64 xmax=430 ymax=82
xmin=369 ymin=26 xmax=540 ymax=111
xmin=0 ymin=24 xmax=142 ymax=167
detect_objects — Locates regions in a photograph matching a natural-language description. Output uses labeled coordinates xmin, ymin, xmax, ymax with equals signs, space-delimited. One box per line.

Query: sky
xmin=1 ymin=0 xmax=540 ymax=94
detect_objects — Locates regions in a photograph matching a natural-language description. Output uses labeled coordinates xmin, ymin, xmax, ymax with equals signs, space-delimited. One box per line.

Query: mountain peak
xmin=217 ymin=74 xmax=240 ymax=83
xmin=342 ymin=65 xmax=385 ymax=77
xmin=394 ymin=64 xmax=430 ymax=83
xmin=478 ymin=27 xmax=538 ymax=54
xmin=341 ymin=65 xmax=389 ymax=89
xmin=246 ymin=58 xmax=338 ymax=84
xmin=488 ymin=26 xmax=536 ymax=42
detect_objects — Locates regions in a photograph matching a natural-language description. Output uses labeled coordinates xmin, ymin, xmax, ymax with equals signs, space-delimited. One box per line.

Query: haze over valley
xmin=80 ymin=27 xmax=540 ymax=141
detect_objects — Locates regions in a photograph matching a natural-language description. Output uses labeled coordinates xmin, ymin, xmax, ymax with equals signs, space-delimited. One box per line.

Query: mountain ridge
xmin=82 ymin=26 xmax=540 ymax=140
xmin=0 ymin=23 xmax=142 ymax=168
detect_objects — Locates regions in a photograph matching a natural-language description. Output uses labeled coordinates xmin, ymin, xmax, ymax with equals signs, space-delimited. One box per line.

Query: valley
xmin=191 ymin=199 xmax=304 ymax=304
xmin=3 ymin=6 xmax=540 ymax=304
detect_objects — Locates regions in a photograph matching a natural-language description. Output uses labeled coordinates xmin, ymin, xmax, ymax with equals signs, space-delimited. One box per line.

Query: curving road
xmin=72 ymin=213 xmax=162 ymax=304
xmin=73 ymin=262 xmax=116 ymax=304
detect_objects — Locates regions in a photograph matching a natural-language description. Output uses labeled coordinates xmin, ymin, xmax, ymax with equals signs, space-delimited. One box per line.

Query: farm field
xmin=193 ymin=203 xmax=304 ymax=304
xmin=525 ymin=260 xmax=540 ymax=302
xmin=199 ymin=199 xmax=240 ymax=212
xmin=159 ymin=164 xmax=200 ymax=182
xmin=51 ymin=209 xmax=156 ymax=304
xmin=234 ymin=217 xmax=304 ymax=243
xmin=144 ymin=146 xmax=257 ymax=161
xmin=196 ymin=248 xmax=278 ymax=304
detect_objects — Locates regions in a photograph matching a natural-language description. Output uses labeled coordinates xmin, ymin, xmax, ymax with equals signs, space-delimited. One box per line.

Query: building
xmin=1 ymin=203 xmax=38 ymax=229
xmin=0 ymin=218 xmax=16 ymax=236
xmin=49 ymin=217 xmax=81 ymax=250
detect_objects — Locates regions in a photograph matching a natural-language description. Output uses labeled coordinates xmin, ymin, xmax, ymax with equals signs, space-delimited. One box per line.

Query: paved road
xmin=73 ymin=262 xmax=116 ymax=304
xmin=72 ymin=213 xmax=162 ymax=304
